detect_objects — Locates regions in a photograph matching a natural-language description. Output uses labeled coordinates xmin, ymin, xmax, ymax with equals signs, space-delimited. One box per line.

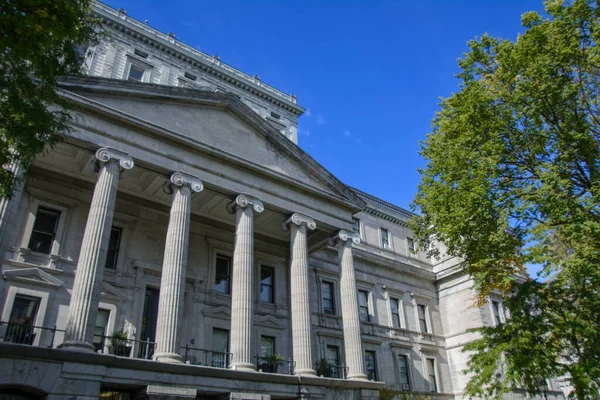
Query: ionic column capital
xmin=227 ymin=194 xmax=264 ymax=214
xmin=91 ymin=147 xmax=134 ymax=172
xmin=329 ymin=229 xmax=361 ymax=246
xmin=164 ymin=172 xmax=203 ymax=194
xmin=281 ymin=212 xmax=316 ymax=232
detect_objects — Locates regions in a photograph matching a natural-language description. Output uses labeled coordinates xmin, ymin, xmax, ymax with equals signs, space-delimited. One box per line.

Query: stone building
xmin=0 ymin=2 xmax=565 ymax=399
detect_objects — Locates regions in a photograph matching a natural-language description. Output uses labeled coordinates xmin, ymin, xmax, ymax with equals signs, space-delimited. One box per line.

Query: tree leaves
xmin=0 ymin=0 xmax=101 ymax=198
xmin=411 ymin=0 xmax=600 ymax=398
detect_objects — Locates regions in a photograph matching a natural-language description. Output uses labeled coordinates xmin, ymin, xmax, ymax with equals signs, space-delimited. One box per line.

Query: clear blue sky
xmin=105 ymin=0 xmax=545 ymax=212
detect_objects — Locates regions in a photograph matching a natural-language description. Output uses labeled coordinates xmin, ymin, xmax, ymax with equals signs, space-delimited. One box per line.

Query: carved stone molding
xmin=163 ymin=171 xmax=203 ymax=194
xmin=281 ymin=212 xmax=317 ymax=232
xmin=91 ymin=147 xmax=134 ymax=172
xmin=226 ymin=193 xmax=264 ymax=214
xmin=329 ymin=229 xmax=361 ymax=246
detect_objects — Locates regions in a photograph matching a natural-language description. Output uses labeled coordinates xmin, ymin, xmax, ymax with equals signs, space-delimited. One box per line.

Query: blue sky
xmin=105 ymin=0 xmax=545 ymax=212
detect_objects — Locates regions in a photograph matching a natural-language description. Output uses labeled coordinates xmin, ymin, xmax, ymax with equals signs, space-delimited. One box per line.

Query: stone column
xmin=282 ymin=213 xmax=317 ymax=376
xmin=227 ymin=194 xmax=264 ymax=371
xmin=330 ymin=230 xmax=367 ymax=380
xmin=0 ymin=162 xmax=25 ymax=302
xmin=153 ymin=172 xmax=203 ymax=363
xmin=62 ymin=148 xmax=133 ymax=351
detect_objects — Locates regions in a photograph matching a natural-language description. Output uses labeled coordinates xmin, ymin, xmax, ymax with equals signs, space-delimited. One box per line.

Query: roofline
xmin=93 ymin=1 xmax=305 ymax=116
xmin=350 ymin=186 xmax=416 ymax=222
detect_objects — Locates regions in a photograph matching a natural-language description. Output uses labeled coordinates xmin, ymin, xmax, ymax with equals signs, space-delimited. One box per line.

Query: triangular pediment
xmin=202 ymin=305 xmax=231 ymax=320
xmin=100 ymin=282 xmax=127 ymax=301
xmin=255 ymin=315 xmax=286 ymax=330
xmin=3 ymin=268 xmax=63 ymax=288
xmin=58 ymin=77 xmax=364 ymax=212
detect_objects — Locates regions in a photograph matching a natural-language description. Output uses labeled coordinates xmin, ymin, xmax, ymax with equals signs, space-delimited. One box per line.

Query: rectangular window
xmin=105 ymin=227 xmax=122 ymax=270
xmin=28 ymin=206 xmax=60 ymax=254
xmin=390 ymin=298 xmax=402 ymax=328
xmin=212 ymin=328 xmax=229 ymax=368
xmin=270 ymin=111 xmax=281 ymax=120
xmin=352 ymin=218 xmax=361 ymax=235
xmin=398 ymin=355 xmax=411 ymax=391
xmin=128 ymin=64 xmax=145 ymax=82
xmin=407 ymin=237 xmax=416 ymax=253
xmin=6 ymin=295 xmax=40 ymax=345
xmin=321 ymin=281 xmax=335 ymax=315
xmin=93 ymin=309 xmax=110 ymax=352
xmin=326 ymin=345 xmax=342 ymax=378
xmin=260 ymin=266 xmax=274 ymax=303
xmin=381 ymin=228 xmax=390 ymax=249
xmin=365 ymin=350 xmax=378 ymax=381
xmin=358 ymin=290 xmax=370 ymax=322
xmin=418 ymin=304 xmax=429 ymax=333
xmin=214 ymin=254 xmax=231 ymax=294
xmin=260 ymin=335 xmax=275 ymax=357
xmin=492 ymin=301 xmax=504 ymax=326
xmin=426 ymin=358 xmax=438 ymax=392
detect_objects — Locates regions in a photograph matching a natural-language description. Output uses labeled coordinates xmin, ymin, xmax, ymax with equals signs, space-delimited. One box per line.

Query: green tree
xmin=0 ymin=0 xmax=100 ymax=198
xmin=411 ymin=0 xmax=600 ymax=398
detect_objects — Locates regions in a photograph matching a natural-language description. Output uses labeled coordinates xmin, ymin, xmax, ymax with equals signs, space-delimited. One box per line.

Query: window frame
xmin=260 ymin=335 xmax=276 ymax=357
xmin=417 ymin=304 xmax=430 ymax=334
xmin=365 ymin=350 xmax=378 ymax=381
xmin=260 ymin=266 xmax=275 ymax=304
xmin=407 ymin=237 xmax=417 ymax=254
xmin=27 ymin=206 xmax=61 ymax=255
xmin=104 ymin=227 xmax=123 ymax=270
xmin=425 ymin=357 xmax=439 ymax=393
xmin=321 ymin=280 xmax=336 ymax=315
xmin=358 ymin=290 xmax=370 ymax=323
xmin=211 ymin=327 xmax=230 ymax=368
xmin=380 ymin=228 xmax=391 ymax=250
xmin=397 ymin=354 xmax=411 ymax=391
xmin=390 ymin=297 xmax=403 ymax=329
xmin=491 ymin=299 xmax=505 ymax=326
xmin=123 ymin=53 xmax=152 ymax=83
xmin=21 ymin=200 xmax=69 ymax=258
xmin=214 ymin=253 xmax=232 ymax=295
xmin=352 ymin=217 xmax=361 ymax=237
xmin=1 ymin=286 xmax=50 ymax=347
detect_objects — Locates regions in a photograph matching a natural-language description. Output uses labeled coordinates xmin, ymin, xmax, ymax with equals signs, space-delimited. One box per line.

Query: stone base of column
xmin=295 ymin=368 xmax=318 ymax=377
xmin=347 ymin=373 xmax=369 ymax=381
xmin=153 ymin=352 xmax=183 ymax=363
xmin=58 ymin=341 xmax=95 ymax=353
xmin=229 ymin=362 xmax=256 ymax=372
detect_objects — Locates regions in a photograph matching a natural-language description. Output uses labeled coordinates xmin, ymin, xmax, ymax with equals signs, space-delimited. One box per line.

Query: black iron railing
xmin=0 ymin=321 xmax=64 ymax=348
xmin=253 ymin=355 xmax=295 ymax=374
xmin=95 ymin=334 xmax=156 ymax=359
xmin=315 ymin=361 xmax=348 ymax=379
xmin=181 ymin=344 xmax=230 ymax=368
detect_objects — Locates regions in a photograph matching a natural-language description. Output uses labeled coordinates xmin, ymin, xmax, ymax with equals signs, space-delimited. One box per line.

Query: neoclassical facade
xmin=0 ymin=3 xmax=565 ymax=400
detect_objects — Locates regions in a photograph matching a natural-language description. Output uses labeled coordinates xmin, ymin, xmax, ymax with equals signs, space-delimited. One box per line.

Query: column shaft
xmin=228 ymin=194 xmax=263 ymax=371
xmin=334 ymin=230 xmax=367 ymax=380
xmin=283 ymin=213 xmax=317 ymax=376
xmin=62 ymin=148 xmax=133 ymax=351
xmin=154 ymin=172 xmax=202 ymax=363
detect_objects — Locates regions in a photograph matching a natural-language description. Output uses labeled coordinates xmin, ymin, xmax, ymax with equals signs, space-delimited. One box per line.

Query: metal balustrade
xmin=0 ymin=321 xmax=63 ymax=348
xmin=181 ymin=344 xmax=231 ymax=368
xmin=253 ymin=355 xmax=295 ymax=375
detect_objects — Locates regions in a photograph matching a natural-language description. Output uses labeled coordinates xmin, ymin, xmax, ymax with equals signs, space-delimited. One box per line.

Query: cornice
xmin=351 ymin=187 xmax=415 ymax=228
xmin=93 ymin=2 xmax=305 ymax=116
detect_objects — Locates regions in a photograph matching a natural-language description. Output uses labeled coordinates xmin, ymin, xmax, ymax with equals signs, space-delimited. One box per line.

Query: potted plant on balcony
xmin=261 ymin=352 xmax=284 ymax=373
xmin=316 ymin=358 xmax=330 ymax=377
xmin=109 ymin=330 xmax=131 ymax=357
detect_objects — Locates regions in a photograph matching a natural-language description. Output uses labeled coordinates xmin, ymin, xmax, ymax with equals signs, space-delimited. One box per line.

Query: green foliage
xmin=411 ymin=0 xmax=600 ymax=398
xmin=0 ymin=0 xmax=100 ymax=198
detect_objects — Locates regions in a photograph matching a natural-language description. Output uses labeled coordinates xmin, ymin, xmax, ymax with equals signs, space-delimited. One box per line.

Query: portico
xmin=18 ymin=76 xmax=370 ymax=380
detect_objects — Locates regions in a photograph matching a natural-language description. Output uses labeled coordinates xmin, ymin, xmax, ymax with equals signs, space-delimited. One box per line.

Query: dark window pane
xmin=352 ymin=218 xmax=360 ymax=234
xmin=93 ymin=309 xmax=110 ymax=352
xmin=418 ymin=304 xmax=428 ymax=333
xmin=398 ymin=355 xmax=410 ymax=389
xmin=322 ymin=281 xmax=334 ymax=314
xmin=260 ymin=336 xmax=275 ymax=357
xmin=365 ymin=351 xmax=377 ymax=381
xmin=215 ymin=255 xmax=231 ymax=294
xmin=358 ymin=291 xmax=369 ymax=322
xmin=260 ymin=267 xmax=274 ymax=303
xmin=128 ymin=64 xmax=145 ymax=81
xmin=391 ymin=298 xmax=401 ymax=328
xmin=28 ymin=207 xmax=60 ymax=254
xmin=212 ymin=328 xmax=229 ymax=368
xmin=105 ymin=228 xmax=122 ymax=269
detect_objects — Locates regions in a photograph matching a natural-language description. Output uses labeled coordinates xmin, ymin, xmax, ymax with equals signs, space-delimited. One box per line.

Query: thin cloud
xmin=305 ymin=108 xmax=311 ymax=117
xmin=343 ymin=130 xmax=352 ymax=137
xmin=299 ymin=128 xmax=311 ymax=136
xmin=315 ymin=115 xmax=325 ymax=124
